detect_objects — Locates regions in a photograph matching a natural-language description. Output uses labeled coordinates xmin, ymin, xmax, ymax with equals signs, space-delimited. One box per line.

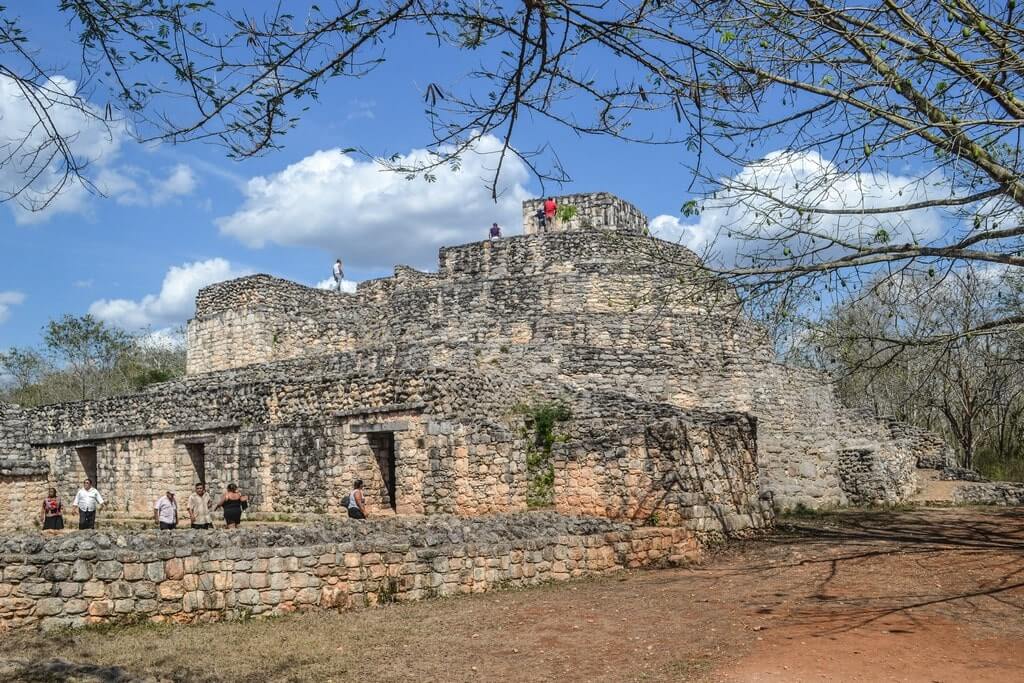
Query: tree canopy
xmin=4 ymin=2 xmax=1024 ymax=334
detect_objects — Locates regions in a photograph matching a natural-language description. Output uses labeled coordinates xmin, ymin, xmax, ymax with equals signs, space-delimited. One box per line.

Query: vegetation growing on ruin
xmin=516 ymin=402 xmax=571 ymax=509
xmin=556 ymin=204 xmax=578 ymax=223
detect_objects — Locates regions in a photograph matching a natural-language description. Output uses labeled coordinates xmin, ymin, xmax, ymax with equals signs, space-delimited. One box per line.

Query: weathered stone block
xmin=158 ymin=581 xmax=185 ymax=600
xmin=35 ymin=598 xmax=64 ymax=616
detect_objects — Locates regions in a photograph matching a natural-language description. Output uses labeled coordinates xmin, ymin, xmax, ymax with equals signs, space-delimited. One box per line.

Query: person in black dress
xmin=214 ymin=483 xmax=248 ymax=528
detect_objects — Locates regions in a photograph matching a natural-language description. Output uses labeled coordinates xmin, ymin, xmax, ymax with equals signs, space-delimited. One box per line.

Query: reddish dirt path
xmin=1 ymin=507 xmax=1022 ymax=682
xmin=712 ymin=507 xmax=1024 ymax=682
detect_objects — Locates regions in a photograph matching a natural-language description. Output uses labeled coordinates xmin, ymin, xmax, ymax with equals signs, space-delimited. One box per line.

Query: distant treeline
xmin=0 ymin=314 xmax=185 ymax=406
xmin=777 ymin=268 xmax=1024 ymax=483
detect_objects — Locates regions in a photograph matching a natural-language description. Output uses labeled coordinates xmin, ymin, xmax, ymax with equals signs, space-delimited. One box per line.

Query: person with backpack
xmin=346 ymin=479 xmax=366 ymax=519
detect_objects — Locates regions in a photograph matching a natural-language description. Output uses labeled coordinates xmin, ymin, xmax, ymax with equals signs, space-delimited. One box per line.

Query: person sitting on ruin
xmin=346 ymin=479 xmax=366 ymax=520
xmin=332 ymin=258 xmax=345 ymax=292
xmin=188 ymin=482 xmax=214 ymax=529
xmin=489 ymin=222 xmax=502 ymax=240
xmin=215 ymin=483 xmax=248 ymax=528
xmin=72 ymin=478 xmax=104 ymax=530
xmin=154 ymin=490 xmax=178 ymax=530
xmin=40 ymin=487 xmax=64 ymax=530
xmin=543 ymin=197 xmax=558 ymax=226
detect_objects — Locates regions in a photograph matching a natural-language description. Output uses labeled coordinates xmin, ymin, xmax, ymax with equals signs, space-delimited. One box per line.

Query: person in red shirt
xmin=543 ymin=197 xmax=557 ymax=226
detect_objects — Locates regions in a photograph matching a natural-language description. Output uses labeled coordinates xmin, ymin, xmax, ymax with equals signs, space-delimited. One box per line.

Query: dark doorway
xmin=76 ymin=446 xmax=98 ymax=484
xmin=186 ymin=443 xmax=206 ymax=485
xmin=368 ymin=432 xmax=397 ymax=511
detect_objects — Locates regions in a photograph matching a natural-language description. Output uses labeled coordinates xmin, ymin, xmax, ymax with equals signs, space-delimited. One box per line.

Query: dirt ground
xmin=1 ymin=507 xmax=1022 ymax=682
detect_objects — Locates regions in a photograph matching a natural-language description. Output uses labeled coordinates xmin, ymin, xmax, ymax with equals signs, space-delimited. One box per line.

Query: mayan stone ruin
xmin=0 ymin=190 xmax=962 ymax=525
xmin=0 ymin=192 xmax=978 ymax=628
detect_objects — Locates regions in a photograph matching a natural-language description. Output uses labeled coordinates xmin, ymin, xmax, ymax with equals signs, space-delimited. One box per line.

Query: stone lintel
xmin=350 ymin=420 xmax=411 ymax=434
xmin=31 ymin=421 xmax=240 ymax=446
xmin=173 ymin=434 xmax=220 ymax=445
xmin=332 ymin=402 xmax=425 ymax=419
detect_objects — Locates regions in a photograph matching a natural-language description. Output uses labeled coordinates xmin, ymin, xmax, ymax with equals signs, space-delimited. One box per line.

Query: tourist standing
xmin=72 ymin=478 xmax=104 ymax=530
xmin=489 ymin=223 xmax=502 ymax=240
xmin=40 ymin=487 xmax=64 ymax=530
xmin=347 ymin=479 xmax=366 ymax=520
xmin=188 ymin=482 xmax=214 ymax=529
xmin=154 ymin=491 xmax=178 ymax=530
xmin=215 ymin=483 xmax=248 ymax=528
xmin=543 ymin=197 xmax=557 ymax=227
xmin=332 ymin=258 xmax=345 ymax=292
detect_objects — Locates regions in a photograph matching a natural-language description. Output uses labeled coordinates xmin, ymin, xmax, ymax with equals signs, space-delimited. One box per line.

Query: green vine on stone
xmin=515 ymin=401 xmax=571 ymax=508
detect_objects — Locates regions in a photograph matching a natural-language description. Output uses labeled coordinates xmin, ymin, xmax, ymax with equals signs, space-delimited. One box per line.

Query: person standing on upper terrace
xmin=489 ymin=222 xmax=502 ymax=240
xmin=543 ymin=197 xmax=558 ymax=227
xmin=72 ymin=478 xmax=104 ymax=530
xmin=332 ymin=258 xmax=345 ymax=292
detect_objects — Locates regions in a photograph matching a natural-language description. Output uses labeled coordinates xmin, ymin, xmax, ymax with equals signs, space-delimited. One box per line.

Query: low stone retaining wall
xmin=953 ymin=481 xmax=1024 ymax=506
xmin=0 ymin=513 xmax=702 ymax=631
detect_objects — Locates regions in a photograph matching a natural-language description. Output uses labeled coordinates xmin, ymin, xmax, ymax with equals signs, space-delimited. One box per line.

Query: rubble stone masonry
xmin=0 ymin=513 xmax=701 ymax=630
xmin=0 ymin=193 xmax=955 ymax=534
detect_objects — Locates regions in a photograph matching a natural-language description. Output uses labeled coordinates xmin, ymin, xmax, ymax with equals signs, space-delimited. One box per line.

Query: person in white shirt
xmin=332 ymin=258 xmax=345 ymax=292
xmin=187 ymin=483 xmax=214 ymax=529
xmin=154 ymin=491 xmax=178 ymax=530
xmin=72 ymin=478 xmax=104 ymax=530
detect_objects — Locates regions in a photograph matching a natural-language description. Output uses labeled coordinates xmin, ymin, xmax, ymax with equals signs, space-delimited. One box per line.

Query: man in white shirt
xmin=187 ymin=483 xmax=213 ymax=529
xmin=154 ymin=491 xmax=178 ymax=530
xmin=332 ymin=258 xmax=345 ymax=292
xmin=72 ymin=478 xmax=104 ymax=529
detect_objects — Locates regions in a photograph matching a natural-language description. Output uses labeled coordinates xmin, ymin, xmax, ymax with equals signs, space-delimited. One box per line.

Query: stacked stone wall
xmin=0 ymin=513 xmax=701 ymax=631
xmin=2 ymin=193 xmax=952 ymax=518
xmin=522 ymin=192 xmax=648 ymax=235
xmin=554 ymin=403 xmax=772 ymax=533
xmin=16 ymin=361 xmax=532 ymax=519
xmin=0 ymin=403 xmax=47 ymax=532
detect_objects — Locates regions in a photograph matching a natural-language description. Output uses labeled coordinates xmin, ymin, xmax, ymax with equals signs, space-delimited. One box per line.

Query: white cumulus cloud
xmin=650 ymin=150 xmax=951 ymax=268
xmin=95 ymin=163 xmax=197 ymax=207
xmin=216 ymin=134 xmax=532 ymax=270
xmin=0 ymin=291 xmax=26 ymax=324
xmin=1 ymin=75 xmax=125 ymax=224
xmin=89 ymin=258 xmax=251 ymax=330
xmin=314 ymin=277 xmax=358 ymax=294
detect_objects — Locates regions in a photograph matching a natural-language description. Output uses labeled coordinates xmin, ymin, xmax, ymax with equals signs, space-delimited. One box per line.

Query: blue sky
xmin=0 ymin=2 xmax=705 ymax=349
xmin=0 ymin=3 xmax=951 ymax=350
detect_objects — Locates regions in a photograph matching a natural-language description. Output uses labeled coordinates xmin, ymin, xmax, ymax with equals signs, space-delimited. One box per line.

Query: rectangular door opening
xmin=368 ymin=432 xmax=397 ymax=512
xmin=76 ymin=446 xmax=98 ymax=485
xmin=186 ymin=443 xmax=206 ymax=485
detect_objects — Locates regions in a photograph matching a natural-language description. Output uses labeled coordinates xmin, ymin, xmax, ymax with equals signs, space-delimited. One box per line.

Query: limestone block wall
xmin=837 ymin=446 xmax=918 ymax=505
xmin=0 ymin=403 xmax=48 ymax=531
xmin=11 ymin=360 xmax=534 ymax=523
xmin=40 ymin=430 xmax=243 ymax=516
xmin=554 ymin=403 xmax=771 ymax=533
xmin=187 ymin=275 xmax=364 ymax=375
xmin=0 ymin=476 xmax=48 ymax=532
xmin=0 ymin=513 xmax=701 ymax=631
xmin=522 ymin=192 xmax=648 ymax=235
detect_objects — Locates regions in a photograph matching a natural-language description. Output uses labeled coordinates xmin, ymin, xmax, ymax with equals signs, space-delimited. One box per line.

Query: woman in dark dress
xmin=41 ymin=488 xmax=64 ymax=530
xmin=214 ymin=483 xmax=248 ymax=528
